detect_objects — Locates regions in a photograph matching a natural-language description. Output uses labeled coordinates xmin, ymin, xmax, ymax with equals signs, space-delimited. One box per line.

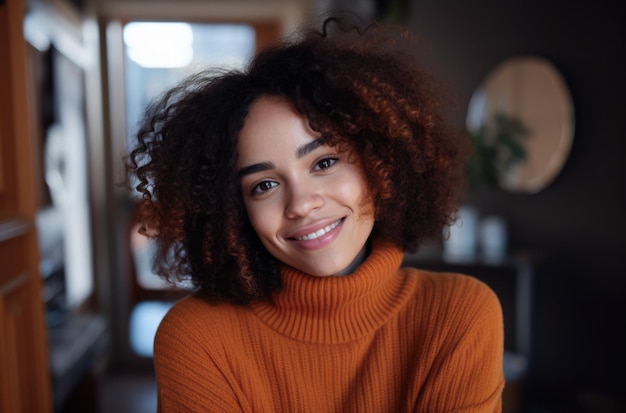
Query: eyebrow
xmin=237 ymin=161 xmax=274 ymax=178
xmin=237 ymin=138 xmax=326 ymax=178
xmin=296 ymin=138 xmax=325 ymax=159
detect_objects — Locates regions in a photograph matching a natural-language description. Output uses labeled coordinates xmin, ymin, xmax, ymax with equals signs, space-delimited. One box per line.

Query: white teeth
xmin=295 ymin=219 xmax=342 ymax=241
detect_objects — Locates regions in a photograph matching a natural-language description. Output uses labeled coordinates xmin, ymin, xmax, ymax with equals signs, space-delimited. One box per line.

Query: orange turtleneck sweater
xmin=154 ymin=242 xmax=504 ymax=412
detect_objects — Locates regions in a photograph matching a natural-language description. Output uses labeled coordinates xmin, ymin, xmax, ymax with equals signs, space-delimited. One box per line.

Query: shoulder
xmin=401 ymin=268 xmax=503 ymax=327
xmin=159 ymin=295 xmax=220 ymax=329
xmin=155 ymin=295 xmax=248 ymax=350
xmin=160 ymin=294 xmax=224 ymax=320
xmin=405 ymin=267 xmax=499 ymax=303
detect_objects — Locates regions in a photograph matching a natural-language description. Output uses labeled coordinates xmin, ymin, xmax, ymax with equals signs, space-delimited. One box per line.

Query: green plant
xmin=466 ymin=112 xmax=530 ymax=188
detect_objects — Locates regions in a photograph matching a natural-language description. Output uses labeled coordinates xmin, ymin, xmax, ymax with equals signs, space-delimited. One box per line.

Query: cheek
xmin=339 ymin=157 xmax=374 ymax=215
xmin=244 ymin=200 xmax=277 ymax=241
xmin=358 ymin=196 xmax=375 ymax=223
xmin=341 ymin=171 xmax=375 ymax=221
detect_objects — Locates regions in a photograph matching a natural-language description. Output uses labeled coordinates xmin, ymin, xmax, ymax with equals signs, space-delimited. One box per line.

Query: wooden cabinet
xmin=0 ymin=0 xmax=53 ymax=411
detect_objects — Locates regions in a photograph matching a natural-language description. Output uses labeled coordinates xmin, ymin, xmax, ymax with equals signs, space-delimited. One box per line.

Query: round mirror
xmin=466 ymin=56 xmax=575 ymax=194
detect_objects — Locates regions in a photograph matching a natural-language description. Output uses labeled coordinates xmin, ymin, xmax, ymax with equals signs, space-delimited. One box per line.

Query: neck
xmin=251 ymin=240 xmax=409 ymax=344
xmin=334 ymin=243 xmax=369 ymax=276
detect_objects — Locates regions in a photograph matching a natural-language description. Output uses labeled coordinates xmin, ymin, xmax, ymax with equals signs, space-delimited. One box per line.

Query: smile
xmin=294 ymin=219 xmax=343 ymax=241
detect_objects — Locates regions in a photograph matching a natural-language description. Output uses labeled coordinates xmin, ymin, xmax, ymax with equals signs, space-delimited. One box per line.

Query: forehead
xmin=236 ymin=96 xmax=320 ymax=163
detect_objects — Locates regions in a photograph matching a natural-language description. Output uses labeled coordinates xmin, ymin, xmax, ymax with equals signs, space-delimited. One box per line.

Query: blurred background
xmin=1 ymin=0 xmax=624 ymax=412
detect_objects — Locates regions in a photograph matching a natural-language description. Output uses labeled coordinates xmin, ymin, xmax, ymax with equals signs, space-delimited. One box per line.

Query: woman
xmin=127 ymin=16 xmax=504 ymax=413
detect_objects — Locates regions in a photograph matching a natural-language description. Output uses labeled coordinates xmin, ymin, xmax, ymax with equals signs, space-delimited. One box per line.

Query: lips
xmin=287 ymin=217 xmax=345 ymax=251
xmin=293 ymin=218 xmax=343 ymax=241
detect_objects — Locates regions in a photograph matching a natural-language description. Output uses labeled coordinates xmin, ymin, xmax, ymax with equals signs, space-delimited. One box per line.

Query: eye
xmin=313 ymin=156 xmax=338 ymax=171
xmin=251 ymin=180 xmax=278 ymax=195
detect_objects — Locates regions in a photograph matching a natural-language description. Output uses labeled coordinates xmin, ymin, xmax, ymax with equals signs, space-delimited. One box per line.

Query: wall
xmin=408 ymin=0 xmax=625 ymax=410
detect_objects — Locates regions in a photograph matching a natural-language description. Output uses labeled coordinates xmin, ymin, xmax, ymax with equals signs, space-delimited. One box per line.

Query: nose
xmin=284 ymin=183 xmax=324 ymax=219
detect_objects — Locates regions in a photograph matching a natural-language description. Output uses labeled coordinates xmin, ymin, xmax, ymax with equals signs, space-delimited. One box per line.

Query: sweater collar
xmin=251 ymin=240 xmax=412 ymax=344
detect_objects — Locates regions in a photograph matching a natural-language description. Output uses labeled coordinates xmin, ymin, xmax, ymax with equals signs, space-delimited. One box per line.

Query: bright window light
xmin=129 ymin=301 xmax=174 ymax=357
xmin=123 ymin=22 xmax=194 ymax=68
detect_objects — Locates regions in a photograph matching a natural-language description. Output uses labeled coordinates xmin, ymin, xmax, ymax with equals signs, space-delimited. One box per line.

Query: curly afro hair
xmin=126 ymin=16 xmax=468 ymax=304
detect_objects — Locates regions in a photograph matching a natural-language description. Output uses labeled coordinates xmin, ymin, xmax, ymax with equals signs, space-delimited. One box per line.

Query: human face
xmin=236 ymin=96 xmax=375 ymax=277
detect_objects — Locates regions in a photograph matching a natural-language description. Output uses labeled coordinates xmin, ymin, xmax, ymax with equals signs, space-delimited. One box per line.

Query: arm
xmin=416 ymin=276 xmax=505 ymax=413
xmin=154 ymin=299 xmax=251 ymax=413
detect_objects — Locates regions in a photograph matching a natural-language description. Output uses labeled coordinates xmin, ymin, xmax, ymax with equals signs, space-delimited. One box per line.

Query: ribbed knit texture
xmin=154 ymin=241 xmax=505 ymax=412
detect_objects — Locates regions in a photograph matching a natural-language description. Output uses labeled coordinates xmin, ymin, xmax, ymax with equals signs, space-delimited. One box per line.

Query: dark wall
xmin=408 ymin=0 xmax=625 ymax=411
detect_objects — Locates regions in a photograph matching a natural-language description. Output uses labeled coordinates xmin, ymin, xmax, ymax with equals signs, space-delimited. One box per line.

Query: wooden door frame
xmin=0 ymin=0 xmax=53 ymax=411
